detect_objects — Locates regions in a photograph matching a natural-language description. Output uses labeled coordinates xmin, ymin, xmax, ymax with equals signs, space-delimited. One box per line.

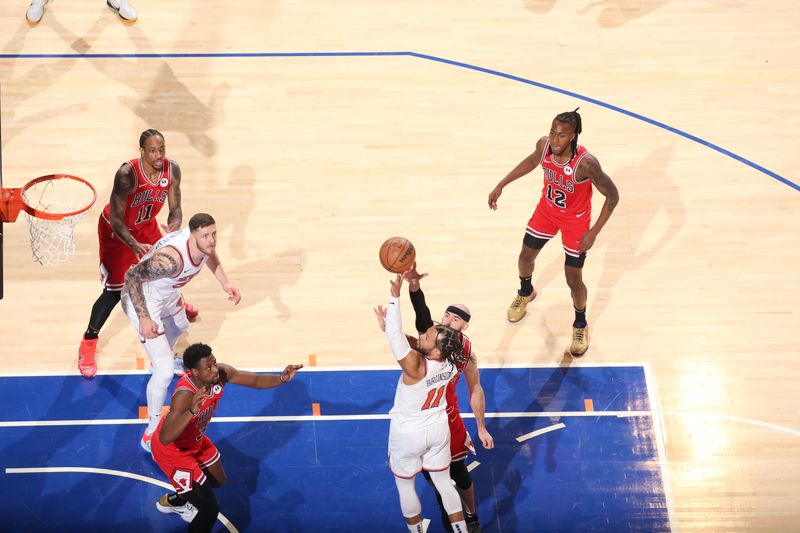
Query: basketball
xmin=379 ymin=237 xmax=416 ymax=273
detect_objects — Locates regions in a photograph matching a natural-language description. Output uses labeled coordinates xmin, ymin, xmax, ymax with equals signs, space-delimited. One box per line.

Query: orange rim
xmin=21 ymin=174 xmax=97 ymax=221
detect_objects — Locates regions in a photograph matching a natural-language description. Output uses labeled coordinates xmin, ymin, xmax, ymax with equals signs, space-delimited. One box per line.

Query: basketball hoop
xmin=0 ymin=175 xmax=96 ymax=266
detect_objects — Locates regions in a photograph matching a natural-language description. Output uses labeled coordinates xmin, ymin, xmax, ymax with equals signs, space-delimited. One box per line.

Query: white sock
xmin=407 ymin=523 xmax=423 ymax=533
xmin=451 ymin=520 xmax=468 ymax=533
xmin=146 ymin=413 xmax=161 ymax=435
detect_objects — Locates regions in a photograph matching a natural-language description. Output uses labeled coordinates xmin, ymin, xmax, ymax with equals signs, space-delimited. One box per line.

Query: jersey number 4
xmin=421 ymin=384 xmax=447 ymax=410
xmin=546 ymin=184 xmax=567 ymax=209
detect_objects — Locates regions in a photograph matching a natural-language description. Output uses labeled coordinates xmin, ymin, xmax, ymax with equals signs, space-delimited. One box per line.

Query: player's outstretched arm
xmin=220 ymin=363 xmax=303 ymax=389
xmin=158 ymin=387 xmax=207 ymax=445
xmin=464 ymin=354 xmax=494 ymax=449
xmin=404 ymin=263 xmax=434 ymax=334
xmin=384 ymin=274 xmax=425 ymax=380
xmin=488 ymin=136 xmax=547 ymax=210
xmin=205 ymin=252 xmax=241 ymax=304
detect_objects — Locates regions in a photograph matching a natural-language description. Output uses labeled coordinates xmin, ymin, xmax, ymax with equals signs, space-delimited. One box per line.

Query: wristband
xmin=189 ymin=407 xmax=197 ymax=415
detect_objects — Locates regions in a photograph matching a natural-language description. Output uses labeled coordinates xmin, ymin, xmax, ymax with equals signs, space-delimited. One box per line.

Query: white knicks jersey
xmin=136 ymin=228 xmax=208 ymax=300
xmin=389 ymin=357 xmax=457 ymax=431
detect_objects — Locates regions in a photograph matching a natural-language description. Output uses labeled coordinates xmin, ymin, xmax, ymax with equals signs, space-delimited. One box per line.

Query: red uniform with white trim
xmin=152 ymin=373 xmax=224 ymax=493
xmin=445 ymin=332 xmax=476 ymax=461
xmin=526 ymin=142 xmax=593 ymax=258
xmin=98 ymin=157 xmax=172 ymax=290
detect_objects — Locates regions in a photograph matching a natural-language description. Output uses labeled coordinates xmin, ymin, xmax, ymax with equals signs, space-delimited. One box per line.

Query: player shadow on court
xmin=589 ymin=144 xmax=683 ymax=326
xmin=212 ymin=378 xmax=311 ymax=532
xmin=44 ymin=14 xmax=228 ymax=158
xmin=177 ymin=246 xmax=305 ymax=345
xmin=0 ymin=14 xmax=103 ymax=154
xmin=0 ymin=375 xmax=175 ymax=531
xmin=578 ymin=0 xmax=745 ymax=28
xmin=521 ymin=0 xmax=558 ymax=14
xmin=478 ymin=353 xmax=590 ymax=532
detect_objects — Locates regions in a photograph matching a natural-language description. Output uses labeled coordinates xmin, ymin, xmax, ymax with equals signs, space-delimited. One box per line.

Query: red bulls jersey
xmin=538 ymin=142 xmax=592 ymax=216
xmin=444 ymin=332 xmax=472 ymax=415
xmin=101 ymin=157 xmax=171 ymax=238
xmin=170 ymin=373 xmax=224 ymax=449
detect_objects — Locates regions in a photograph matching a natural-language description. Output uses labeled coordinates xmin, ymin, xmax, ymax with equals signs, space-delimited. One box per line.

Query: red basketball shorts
xmin=152 ymin=434 xmax=220 ymax=494
xmin=448 ymin=408 xmax=475 ymax=462
xmin=97 ymin=215 xmax=161 ymax=290
xmin=525 ymin=205 xmax=590 ymax=260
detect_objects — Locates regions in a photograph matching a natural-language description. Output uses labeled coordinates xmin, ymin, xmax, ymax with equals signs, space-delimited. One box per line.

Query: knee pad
xmin=428 ymin=469 xmax=462 ymax=515
xmin=450 ymin=460 xmax=472 ymax=491
xmin=394 ymin=476 xmax=422 ymax=518
xmin=565 ymin=252 xmax=586 ymax=268
xmin=101 ymin=289 xmax=122 ymax=305
xmin=523 ymin=233 xmax=548 ymax=250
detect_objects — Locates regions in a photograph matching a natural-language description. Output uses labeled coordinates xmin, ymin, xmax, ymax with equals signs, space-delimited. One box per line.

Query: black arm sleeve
xmin=409 ymin=287 xmax=434 ymax=333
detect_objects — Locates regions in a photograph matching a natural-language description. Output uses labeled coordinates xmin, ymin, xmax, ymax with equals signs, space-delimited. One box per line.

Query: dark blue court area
xmin=0 ymin=365 xmax=671 ymax=532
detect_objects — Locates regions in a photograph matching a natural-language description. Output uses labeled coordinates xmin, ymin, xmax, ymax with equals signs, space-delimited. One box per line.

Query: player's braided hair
xmin=554 ymin=108 xmax=582 ymax=161
xmin=434 ymin=324 xmax=463 ymax=367
xmin=139 ymin=128 xmax=164 ymax=148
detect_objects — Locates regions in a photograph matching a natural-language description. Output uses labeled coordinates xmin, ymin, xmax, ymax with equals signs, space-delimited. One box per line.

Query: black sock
xmin=84 ymin=290 xmax=122 ymax=339
xmin=519 ymin=276 xmax=533 ymax=296
xmin=573 ymin=307 xmax=587 ymax=328
xmin=167 ymin=493 xmax=188 ymax=506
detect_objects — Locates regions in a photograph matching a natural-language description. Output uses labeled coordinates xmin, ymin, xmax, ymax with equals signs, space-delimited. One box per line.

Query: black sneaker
xmin=465 ymin=513 xmax=481 ymax=533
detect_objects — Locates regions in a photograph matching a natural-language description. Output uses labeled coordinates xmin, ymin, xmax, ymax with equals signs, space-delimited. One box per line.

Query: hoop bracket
xmin=0 ymin=188 xmax=24 ymax=223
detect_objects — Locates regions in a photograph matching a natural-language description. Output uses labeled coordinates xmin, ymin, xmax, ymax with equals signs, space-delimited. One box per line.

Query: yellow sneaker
xmin=506 ymin=289 xmax=536 ymax=323
xmin=569 ymin=326 xmax=589 ymax=357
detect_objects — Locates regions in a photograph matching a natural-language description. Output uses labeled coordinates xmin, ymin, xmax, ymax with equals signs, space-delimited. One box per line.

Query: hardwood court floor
xmin=0 ymin=1 xmax=798 ymax=531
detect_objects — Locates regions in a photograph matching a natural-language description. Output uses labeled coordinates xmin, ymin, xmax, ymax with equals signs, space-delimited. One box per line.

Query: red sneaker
xmin=184 ymin=302 xmax=199 ymax=322
xmin=78 ymin=337 xmax=99 ymax=378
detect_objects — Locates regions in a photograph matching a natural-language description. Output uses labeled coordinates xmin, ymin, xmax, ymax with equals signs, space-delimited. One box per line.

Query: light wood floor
xmin=1 ymin=1 xmax=799 ymax=530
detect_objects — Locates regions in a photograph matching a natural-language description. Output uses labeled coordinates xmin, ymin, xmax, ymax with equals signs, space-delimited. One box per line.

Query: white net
xmin=21 ymin=176 xmax=95 ymax=266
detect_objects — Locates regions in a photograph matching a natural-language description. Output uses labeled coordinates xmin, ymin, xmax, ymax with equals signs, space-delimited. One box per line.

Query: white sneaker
xmin=140 ymin=430 xmax=153 ymax=453
xmin=25 ymin=0 xmax=47 ymax=25
xmin=106 ymin=0 xmax=137 ymax=22
xmin=148 ymin=356 xmax=187 ymax=376
xmin=156 ymin=494 xmax=198 ymax=523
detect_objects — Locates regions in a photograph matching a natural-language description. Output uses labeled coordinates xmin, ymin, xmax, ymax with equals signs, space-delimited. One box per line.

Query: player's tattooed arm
xmin=576 ymin=155 xmax=620 ymax=252
xmin=165 ymin=160 xmax=183 ymax=232
xmin=125 ymin=251 xmax=181 ymax=318
xmin=583 ymin=155 xmax=619 ymax=213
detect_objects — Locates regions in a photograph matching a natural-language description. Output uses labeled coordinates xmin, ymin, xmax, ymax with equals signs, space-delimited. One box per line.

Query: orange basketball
xmin=379 ymin=237 xmax=416 ymax=273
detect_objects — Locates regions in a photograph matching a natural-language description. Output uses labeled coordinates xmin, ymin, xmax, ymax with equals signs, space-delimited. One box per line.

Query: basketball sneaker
xmin=78 ymin=337 xmax=99 ymax=378
xmin=147 ymin=355 xmax=186 ymax=376
xmin=466 ymin=513 xmax=482 ymax=533
xmin=25 ymin=0 xmax=47 ymax=25
xmin=506 ymin=289 xmax=537 ymax=323
xmin=141 ymin=430 xmax=153 ymax=453
xmin=106 ymin=0 xmax=137 ymax=22
xmin=569 ymin=326 xmax=589 ymax=357
xmin=184 ymin=302 xmax=199 ymax=322
xmin=156 ymin=494 xmax=198 ymax=523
